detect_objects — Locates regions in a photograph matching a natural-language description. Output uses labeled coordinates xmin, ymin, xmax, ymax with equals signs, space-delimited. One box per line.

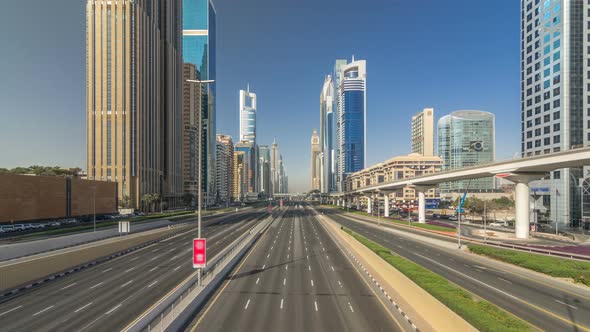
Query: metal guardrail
xmin=123 ymin=209 xmax=285 ymax=332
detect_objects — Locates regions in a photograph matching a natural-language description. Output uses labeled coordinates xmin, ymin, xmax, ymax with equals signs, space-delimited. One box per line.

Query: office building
xmin=239 ymin=85 xmax=257 ymax=144
xmin=183 ymin=0 xmax=217 ymax=206
xmin=311 ymin=129 xmax=321 ymax=190
xmin=335 ymin=57 xmax=367 ymax=191
xmin=271 ymin=138 xmax=280 ymax=194
xmin=235 ymin=141 xmax=257 ymax=193
xmin=258 ymin=145 xmax=271 ymax=195
xmin=86 ymin=0 xmax=183 ymax=210
xmin=411 ymin=108 xmax=435 ymax=156
xmin=216 ymin=134 xmax=233 ymax=203
xmin=320 ymin=75 xmax=335 ymax=193
xmin=233 ymin=151 xmax=246 ymax=201
xmin=521 ymin=0 xmax=589 ymax=225
xmin=437 ymin=110 xmax=495 ymax=191
xmin=182 ymin=63 xmax=202 ymax=200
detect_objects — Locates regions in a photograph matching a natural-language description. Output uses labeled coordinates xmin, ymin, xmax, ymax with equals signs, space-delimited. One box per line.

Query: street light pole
xmin=186 ymin=79 xmax=215 ymax=287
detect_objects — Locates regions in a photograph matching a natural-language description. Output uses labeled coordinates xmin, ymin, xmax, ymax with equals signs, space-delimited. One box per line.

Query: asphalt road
xmin=187 ymin=205 xmax=405 ymax=332
xmin=0 ymin=209 xmax=267 ymax=332
xmin=322 ymin=208 xmax=590 ymax=332
xmin=0 ymin=212 xmax=238 ymax=261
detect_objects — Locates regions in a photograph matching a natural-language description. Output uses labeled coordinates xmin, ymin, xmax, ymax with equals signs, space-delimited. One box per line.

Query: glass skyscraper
xmin=520 ymin=0 xmax=589 ymax=226
xmin=437 ymin=110 xmax=495 ymax=191
xmin=183 ymin=0 xmax=216 ymax=205
xmin=335 ymin=58 xmax=367 ymax=191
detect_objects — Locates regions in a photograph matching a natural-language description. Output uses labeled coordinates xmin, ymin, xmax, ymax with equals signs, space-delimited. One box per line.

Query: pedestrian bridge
xmin=329 ymin=147 xmax=590 ymax=239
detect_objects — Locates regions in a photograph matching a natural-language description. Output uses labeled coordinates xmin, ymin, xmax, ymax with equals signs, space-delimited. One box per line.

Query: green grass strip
xmin=342 ymin=227 xmax=532 ymax=332
xmin=468 ymin=244 xmax=590 ymax=286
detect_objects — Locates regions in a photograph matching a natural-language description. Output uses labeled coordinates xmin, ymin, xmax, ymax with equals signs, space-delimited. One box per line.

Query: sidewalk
xmin=318 ymin=213 xmax=476 ymax=332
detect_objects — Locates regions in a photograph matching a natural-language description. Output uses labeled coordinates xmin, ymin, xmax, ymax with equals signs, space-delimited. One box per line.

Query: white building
xmin=239 ymin=85 xmax=257 ymax=145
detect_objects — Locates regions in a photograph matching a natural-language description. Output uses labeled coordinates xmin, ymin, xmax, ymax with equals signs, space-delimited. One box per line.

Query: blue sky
xmin=0 ymin=0 xmax=520 ymax=193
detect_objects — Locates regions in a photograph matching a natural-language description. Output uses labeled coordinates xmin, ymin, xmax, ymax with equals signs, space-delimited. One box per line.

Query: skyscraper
xmin=86 ymin=0 xmax=183 ymax=210
xmin=333 ymin=59 xmax=348 ymax=192
xmin=437 ymin=110 xmax=495 ymax=191
xmin=335 ymin=57 xmax=367 ymax=191
xmin=239 ymin=85 xmax=257 ymax=145
xmin=183 ymin=0 xmax=217 ymax=206
xmin=320 ymin=75 xmax=335 ymax=193
xmin=271 ymin=138 xmax=280 ymax=195
xmin=258 ymin=145 xmax=271 ymax=195
xmin=520 ymin=0 xmax=588 ymax=226
xmin=310 ymin=129 xmax=321 ymax=190
xmin=233 ymin=150 xmax=246 ymax=201
xmin=411 ymin=108 xmax=435 ymax=156
xmin=216 ymin=134 xmax=233 ymax=203
xmin=182 ymin=63 xmax=202 ymax=199
xmin=235 ymin=141 xmax=257 ymax=193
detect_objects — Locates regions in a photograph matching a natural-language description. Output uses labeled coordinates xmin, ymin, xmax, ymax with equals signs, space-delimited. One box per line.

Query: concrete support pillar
xmin=367 ymin=196 xmax=372 ymax=214
xmin=384 ymin=195 xmax=390 ymax=217
xmin=356 ymin=198 xmax=361 ymax=210
xmin=418 ymin=191 xmax=426 ymax=224
xmin=515 ymin=182 xmax=530 ymax=239
xmin=347 ymin=197 xmax=352 ymax=209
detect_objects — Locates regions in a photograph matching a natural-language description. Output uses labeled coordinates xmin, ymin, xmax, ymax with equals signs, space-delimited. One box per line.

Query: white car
xmin=489 ymin=222 xmax=506 ymax=227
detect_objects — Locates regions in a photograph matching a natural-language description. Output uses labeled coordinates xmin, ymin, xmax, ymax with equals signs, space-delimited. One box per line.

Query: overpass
xmin=329 ymin=147 xmax=590 ymax=239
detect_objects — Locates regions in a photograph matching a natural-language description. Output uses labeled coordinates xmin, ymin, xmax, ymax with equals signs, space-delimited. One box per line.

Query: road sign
xmin=118 ymin=221 xmax=130 ymax=234
xmin=193 ymin=238 xmax=206 ymax=268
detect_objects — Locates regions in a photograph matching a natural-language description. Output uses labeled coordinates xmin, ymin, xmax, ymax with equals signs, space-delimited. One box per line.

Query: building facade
xmin=235 ymin=141 xmax=257 ymax=194
xmin=183 ymin=0 xmax=217 ymax=206
xmin=320 ymin=75 xmax=335 ymax=193
xmin=520 ymin=0 xmax=589 ymax=226
xmin=437 ymin=110 xmax=495 ymax=192
xmin=182 ymin=63 xmax=202 ymax=200
xmin=335 ymin=58 xmax=367 ymax=192
xmin=216 ymin=134 xmax=233 ymax=203
xmin=86 ymin=0 xmax=183 ymax=210
xmin=310 ymin=129 xmax=321 ymax=190
xmin=411 ymin=108 xmax=434 ymax=156
xmin=258 ymin=145 xmax=271 ymax=195
xmin=271 ymin=138 xmax=280 ymax=194
xmin=233 ymin=150 xmax=246 ymax=201
xmin=239 ymin=85 xmax=257 ymax=144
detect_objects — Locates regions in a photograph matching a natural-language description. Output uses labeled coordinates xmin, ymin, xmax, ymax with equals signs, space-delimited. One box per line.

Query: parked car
xmin=448 ymin=216 xmax=458 ymax=221
xmin=49 ymin=221 xmax=62 ymax=227
xmin=13 ymin=224 xmax=25 ymax=232
xmin=489 ymin=222 xmax=506 ymax=227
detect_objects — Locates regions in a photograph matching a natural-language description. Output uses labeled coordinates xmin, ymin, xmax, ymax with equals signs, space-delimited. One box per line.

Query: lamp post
xmin=186 ymin=79 xmax=215 ymax=286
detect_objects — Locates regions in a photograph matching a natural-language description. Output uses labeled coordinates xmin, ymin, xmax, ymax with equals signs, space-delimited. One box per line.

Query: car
xmin=2 ymin=225 xmax=15 ymax=232
xmin=489 ymin=222 xmax=506 ymax=227
xmin=448 ymin=216 xmax=458 ymax=221
xmin=49 ymin=221 xmax=61 ymax=227
xmin=13 ymin=224 xmax=25 ymax=232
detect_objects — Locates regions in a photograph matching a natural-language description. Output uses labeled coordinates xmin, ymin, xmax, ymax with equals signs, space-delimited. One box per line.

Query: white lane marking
xmin=280 ymin=298 xmax=284 ymax=309
xmin=244 ymin=299 xmax=251 ymax=310
xmin=555 ymin=299 xmax=578 ymax=310
xmin=90 ymin=282 xmax=103 ymax=289
xmin=61 ymin=283 xmax=77 ymax=290
xmin=338 ymin=281 xmax=343 ymax=288
xmin=267 ymin=254 xmax=270 ymax=258
xmin=396 ymin=245 xmax=403 ymax=249
xmin=170 ymin=255 xmax=179 ymax=261
xmin=148 ymin=280 xmax=159 ymax=288
xmin=124 ymin=267 xmax=136 ymax=273
xmin=168 ymin=248 xmax=176 ymax=252
xmin=311 ymin=279 xmax=314 ymax=287
xmin=348 ymin=302 xmax=354 ymax=312
xmin=283 ymin=278 xmax=286 ymax=286
xmin=102 ymin=268 xmax=112 ymax=273
xmin=285 ymin=265 xmax=288 ymax=270
xmin=262 ymin=264 xmax=266 ymax=270
xmin=151 ymin=255 xmax=161 ymax=261
xmin=331 ymin=266 xmax=335 ymax=271
xmin=475 ymin=269 xmax=483 ymax=272
xmin=130 ymin=257 xmax=139 ymax=262
xmin=152 ymin=248 xmax=160 ymax=252
xmin=120 ymin=280 xmax=134 ymax=288
xmin=474 ymin=265 xmax=488 ymax=270
xmin=326 ymin=255 xmax=329 ymax=259
xmin=308 ymin=266 xmax=311 ymax=271
xmin=287 ymin=254 xmax=290 ymax=259
xmin=173 ymin=265 xmax=182 ymax=271
xmin=256 ymin=278 xmax=260 ymax=285
xmin=0 ymin=306 xmax=22 ymax=317
xmin=32 ymin=305 xmax=54 ymax=316
xmin=449 ymin=258 xmax=455 ymax=262
xmin=106 ymin=303 xmax=122 ymax=315
xmin=314 ymin=301 xmax=319 ymax=312
xmin=74 ymin=302 xmax=93 ymax=313
xmin=463 ymin=264 xmax=470 ymax=268
xmin=149 ymin=266 xmax=158 ymax=272
xmin=497 ymin=277 xmax=512 ymax=284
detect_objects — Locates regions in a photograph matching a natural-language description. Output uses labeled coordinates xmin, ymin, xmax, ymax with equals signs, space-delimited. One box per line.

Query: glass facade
xmin=437 ymin=111 xmax=495 ymax=191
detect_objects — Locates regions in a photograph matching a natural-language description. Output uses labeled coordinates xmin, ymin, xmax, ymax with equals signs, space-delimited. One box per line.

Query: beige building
xmin=86 ymin=0 xmax=183 ymax=210
xmin=233 ymin=151 xmax=247 ymax=201
xmin=411 ymin=108 xmax=434 ymax=156
xmin=216 ymin=135 xmax=234 ymax=203
xmin=182 ymin=63 xmax=203 ymax=200
xmin=310 ymin=129 xmax=321 ymax=191
xmin=346 ymin=153 xmax=443 ymax=202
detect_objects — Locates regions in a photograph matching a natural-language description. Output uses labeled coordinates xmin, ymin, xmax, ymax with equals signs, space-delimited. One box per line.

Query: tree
xmin=141 ymin=194 xmax=153 ymax=212
xmin=152 ymin=194 xmax=161 ymax=213
xmin=120 ymin=194 xmax=131 ymax=209
xmin=182 ymin=193 xmax=194 ymax=207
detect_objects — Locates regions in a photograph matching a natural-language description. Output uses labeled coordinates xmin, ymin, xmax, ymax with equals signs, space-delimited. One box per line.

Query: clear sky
xmin=0 ymin=0 xmax=520 ymax=193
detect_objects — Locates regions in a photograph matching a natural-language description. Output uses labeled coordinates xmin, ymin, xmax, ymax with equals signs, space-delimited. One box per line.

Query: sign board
xmin=193 ymin=238 xmax=207 ymax=268
xmin=118 ymin=221 xmax=130 ymax=234
xmin=425 ymin=199 xmax=440 ymax=209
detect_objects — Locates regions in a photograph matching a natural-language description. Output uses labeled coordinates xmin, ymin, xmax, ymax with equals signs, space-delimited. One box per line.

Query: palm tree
xmin=182 ymin=193 xmax=194 ymax=207
xmin=141 ymin=194 xmax=153 ymax=212
xmin=152 ymin=193 xmax=162 ymax=213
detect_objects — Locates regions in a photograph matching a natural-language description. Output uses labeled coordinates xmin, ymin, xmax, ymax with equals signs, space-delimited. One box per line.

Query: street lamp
xmin=186 ymin=79 xmax=215 ymax=286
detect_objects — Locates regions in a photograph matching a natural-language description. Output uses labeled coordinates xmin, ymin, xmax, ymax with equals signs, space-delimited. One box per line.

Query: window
xmin=527 ymin=131 xmax=533 ymax=138
xmin=544 ymin=68 xmax=551 ymax=77
xmin=535 ymin=139 xmax=541 ymax=147
xmin=544 ymin=114 xmax=550 ymax=123
xmin=553 ymin=51 xmax=560 ymax=61
xmin=554 ymin=135 xmax=560 ymax=144
xmin=544 ymin=126 xmax=550 ymax=134
xmin=544 ymin=57 xmax=551 ymax=66
xmin=553 ymin=123 xmax=560 ymax=131
xmin=553 ymin=99 xmax=560 ymax=108
xmin=527 ymin=141 xmax=533 ymax=149
xmin=544 ymin=137 xmax=551 ymax=145
xmin=535 ymin=117 xmax=541 ymax=125
xmin=535 ymin=128 xmax=541 ymax=136
xmin=527 ymin=120 xmax=533 ymax=128
xmin=553 ymin=75 xmax=560 ymax=84
xmin=544 ymin=45 xmax=551 ymax=55
xmin=554 ymin=170 xmax=560 ymax=179
xmin=553 ymin=39 xmax=560 ymax=49
xmin=553 ymin=111 xmax=560 ymax=120
xmin=544 ymin=103 xmax=550 ymax=111
xmin=527 ymin=109 xmax=533 ymax=117
xmin=553 ymin=63 xmax=561 ymax=73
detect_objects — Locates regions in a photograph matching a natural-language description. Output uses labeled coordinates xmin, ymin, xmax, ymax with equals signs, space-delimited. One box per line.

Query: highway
xmin=321 ymin=207 xmax=590 ymax=332
xmin=0 ymin=209 xmax=267 ymax=332
xmin=187 ymin=204 xmax=406 ymax=332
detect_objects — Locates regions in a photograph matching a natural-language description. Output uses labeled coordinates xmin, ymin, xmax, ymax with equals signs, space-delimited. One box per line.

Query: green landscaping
xmin=468 ymin=244 xmax=590 ymax=286
xmin=342 ymin=227 xmax=532 ymax=332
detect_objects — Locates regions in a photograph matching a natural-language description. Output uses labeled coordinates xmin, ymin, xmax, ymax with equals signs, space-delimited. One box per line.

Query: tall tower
xmin=320 ymin=75 xmax=335 ymax=193
xmin=86 ymin=0 xmax=183 ymax=210
xmin=520 ymin=0 xmax=588 ymax=226
xmin=333 ymin=59 xmax=348 ymax=192
xmin=239 ymin=85 xmax=257 ymax=145
xmin=216 ymin=134 xmax=234 ymax=203
xmin=411 ymin=108 xmax=435 ymax=156
xmin=310 ymin=129 xmax=321 ymax=190
xmin=336 ymin=57 xmax=367 ymax=191
xmin=183 ymin=0 xmax=217 ymax=206
xmin=271 ymin=138 xmax=280 ymax=194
